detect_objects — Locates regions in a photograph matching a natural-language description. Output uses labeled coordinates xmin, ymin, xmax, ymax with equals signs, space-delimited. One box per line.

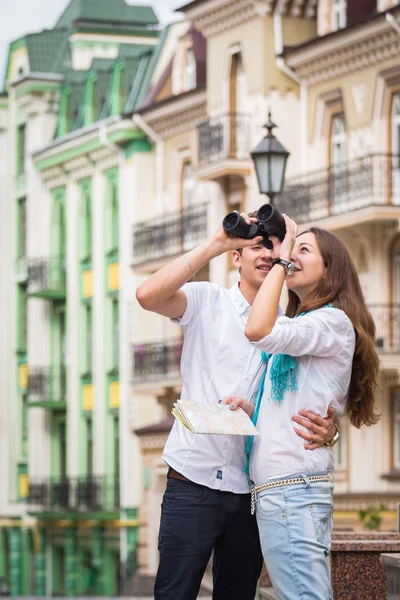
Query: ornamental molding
xmin=138 ymin=433 xmax=169 ymax=451
xmin=285 ymin=18 xmax=400 ymax=85
xmin=142 ymin=91 xmax=207 ymax=138
xmin=183 ymin=0 xmax=316 ymax=37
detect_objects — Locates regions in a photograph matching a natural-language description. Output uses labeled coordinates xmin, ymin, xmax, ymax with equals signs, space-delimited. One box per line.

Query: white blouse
xmin=249 ymin=307 xmax=356 ymax=485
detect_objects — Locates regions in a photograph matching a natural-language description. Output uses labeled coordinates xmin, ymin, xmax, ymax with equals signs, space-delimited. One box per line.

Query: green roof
xmin=55 ymin=0 xmax=159 ymax=29
xmin=25 ymin=29 xmax=72 ymax=74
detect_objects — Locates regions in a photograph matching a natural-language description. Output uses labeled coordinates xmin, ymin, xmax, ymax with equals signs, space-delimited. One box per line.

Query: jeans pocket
xmin=309 ymin=499 xmax=333 ymax=552
xmin=256 ymin=497 xmax=288 ymax=555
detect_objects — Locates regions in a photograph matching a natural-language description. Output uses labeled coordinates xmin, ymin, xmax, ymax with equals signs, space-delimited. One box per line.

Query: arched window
xmin=229 ymin=52 xmax=246 ymax=157
xmin=332 ymin=0 xmax=347 ymax=31
xmin=330 ymin=113 xmax=347 ymax=212
xmin=391 ymin=93 xmax=400 ymax=204
xmin=183 ymin=49 xmax=196 ymax=92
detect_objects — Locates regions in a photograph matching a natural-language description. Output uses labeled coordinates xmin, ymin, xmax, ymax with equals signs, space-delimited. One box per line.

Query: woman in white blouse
xmin=223 ymin=216 xmax=380 ymax=600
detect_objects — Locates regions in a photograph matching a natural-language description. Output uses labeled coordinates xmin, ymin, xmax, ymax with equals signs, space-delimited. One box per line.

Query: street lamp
xmin=250 ymin=111 xmax=290 ymax=205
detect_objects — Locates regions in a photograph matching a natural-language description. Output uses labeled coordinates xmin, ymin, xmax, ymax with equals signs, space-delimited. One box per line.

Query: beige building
xmin=131 ymin=0 xmax=400 ymax=579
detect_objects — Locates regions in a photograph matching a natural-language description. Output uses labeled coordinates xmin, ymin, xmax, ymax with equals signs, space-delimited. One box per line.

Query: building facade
xmin=1 ymin=0 xmax=400 ymax=595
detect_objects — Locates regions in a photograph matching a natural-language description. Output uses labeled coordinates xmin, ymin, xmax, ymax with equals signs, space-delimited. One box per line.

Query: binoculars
xmin=222 ymin=204 xmax=286 ymax=250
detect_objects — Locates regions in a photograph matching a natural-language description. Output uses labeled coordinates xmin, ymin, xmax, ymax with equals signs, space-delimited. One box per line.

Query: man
xmin=136 ymin=213 xmax=336 ymax=600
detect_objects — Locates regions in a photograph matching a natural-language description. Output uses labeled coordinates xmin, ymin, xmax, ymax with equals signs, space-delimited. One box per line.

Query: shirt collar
xmin=229 ymin=283 xmax=251 ymax=316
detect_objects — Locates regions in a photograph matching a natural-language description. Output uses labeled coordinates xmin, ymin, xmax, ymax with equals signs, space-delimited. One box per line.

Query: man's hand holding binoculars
xmin=212 ymin=212 xmax=264 ymax=254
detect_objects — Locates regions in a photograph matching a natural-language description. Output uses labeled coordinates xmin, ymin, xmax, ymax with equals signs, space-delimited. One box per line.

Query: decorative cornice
xmin=138 ymin=433 xmax=169 ymax=451
xmin=142 ymin=90 xmax=207 ymax=138
xmin=285 ymin=15 xmax=400 ymax=85
xmin=182 ymin=0 xmax=316 ymax=37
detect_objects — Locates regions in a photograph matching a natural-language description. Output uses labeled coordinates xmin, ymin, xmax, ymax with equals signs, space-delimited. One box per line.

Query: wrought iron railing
xmin=132 ymin=339 xmax=183 ymax=383
xmin=197 ymin=112 xmax=250 ymax=166
xmin=369 ymin=303 xmax=400 ymax=353
xmin=133 ymin=203 xmax=208 ymax=265
xmin=27 ymin=476 xmax=120 ymax=511
xmin=276 ymin=153 xmax=400 ymax=224
xmin=27 ymin=257 xmax=66 ymax=296
xmin=27 ymin=367 xmax=67 ymax=405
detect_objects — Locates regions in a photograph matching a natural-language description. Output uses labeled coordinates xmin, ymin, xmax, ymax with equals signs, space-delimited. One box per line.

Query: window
xmin=229 ymin=52 xmax=246 ymax=157
xmin=330 ymin=113 xmax=347 ymax=212
xmin=84 ymin=303 xmax=93 ymax=375
xmin=333 ymin=418 xmax=348 ymax=470
xmin=182 ymin=161 xmax=195 ymax=208
xmin=394 ymin=390 xmax=400 ymax=470
xmin=17 ymin=287 xmax=27 ymax=351
xmin=79 ymin=180 xmax=92 ymax=262
xmin=111 ymin=298 xmax=119 ymax=371
xmin=183 ymin=49 xmax=196 ymax=92
xmin=332 ymin=0 xmax=347 ymax=31
xmin=16 ymin=124 xmax=26 ymax=175
xmin=391 ymin=93 xmax=400 ymax=204
xmin=86 ymin=418 xmax=93 ymax=477
xmin=111 ymin=184 xmax=118 ymax=251
xmin=17 ymin=198 xmax=26 ymax=258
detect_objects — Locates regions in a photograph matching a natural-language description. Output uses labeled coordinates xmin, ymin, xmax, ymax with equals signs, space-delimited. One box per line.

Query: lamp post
xmin=250 ymin=111 xmax=290 ymax=205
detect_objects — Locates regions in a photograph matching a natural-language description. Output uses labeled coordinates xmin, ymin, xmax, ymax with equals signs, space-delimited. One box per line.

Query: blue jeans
xmin=255 ymin=472 xmax=334 ymax=600
xmin=154 ymin=477 xmax=263 ymax=600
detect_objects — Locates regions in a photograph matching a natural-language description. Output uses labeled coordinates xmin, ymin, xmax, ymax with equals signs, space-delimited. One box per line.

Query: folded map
xmin=172 ymin=400 xmax=259 ymax=436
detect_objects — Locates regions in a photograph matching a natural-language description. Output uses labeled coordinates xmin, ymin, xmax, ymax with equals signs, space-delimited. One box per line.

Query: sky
xmin=0 ymin=0 xmax=182 ymax=85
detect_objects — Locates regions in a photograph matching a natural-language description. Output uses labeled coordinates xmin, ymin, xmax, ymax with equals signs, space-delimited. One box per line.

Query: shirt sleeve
xmin=251 ymin=308 xmax=355 ymax=358
xmin=171 ymin=282 xmax=210 ymax=328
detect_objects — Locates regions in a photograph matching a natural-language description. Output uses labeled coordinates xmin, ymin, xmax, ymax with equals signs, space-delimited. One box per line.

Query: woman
xmin=222 ymin=216 xmax=379 ymax=600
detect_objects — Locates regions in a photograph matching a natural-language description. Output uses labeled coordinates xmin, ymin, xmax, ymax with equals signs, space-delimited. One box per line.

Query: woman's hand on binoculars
xmin=279 ymin=214 xmax=298 ymax=261
xmin=214 ymin=212 xmax=263 ymax=252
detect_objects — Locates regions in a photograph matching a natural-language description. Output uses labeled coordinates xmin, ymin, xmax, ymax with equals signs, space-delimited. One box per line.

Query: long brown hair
xmin=286 ymin=227 xmax=380 ymax=428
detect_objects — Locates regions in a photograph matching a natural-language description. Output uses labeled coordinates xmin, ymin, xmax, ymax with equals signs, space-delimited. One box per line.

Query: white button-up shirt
xmin=162 ymin=282 xmax=266 ymax=493
xmin=250 ymin=307 xmax=355 ymax=485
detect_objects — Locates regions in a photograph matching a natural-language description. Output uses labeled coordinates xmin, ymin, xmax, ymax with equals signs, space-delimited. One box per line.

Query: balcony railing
xmin=132 ymin=339 xmax=183 ymax=383
xmin=27 ymin=476 xmax=120 ymax=512
xmin=198 ymin=112 xmax=250 ymax=166
xmin=133 ymin=203 xmax=208 ymax=266
xmin=27 ymin=257 xmax=66 ymax=299
xmin=27 ymin=367 xmax=67 ymax=409
xmin=276 ymin=154 xmax=400 ymax=224
xmin=369 ymin=304 xmax=400 ymax=354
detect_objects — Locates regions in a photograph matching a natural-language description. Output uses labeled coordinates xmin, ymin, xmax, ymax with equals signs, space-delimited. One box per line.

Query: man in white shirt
xmin=136 ymin=213 xmax=336 ymax=600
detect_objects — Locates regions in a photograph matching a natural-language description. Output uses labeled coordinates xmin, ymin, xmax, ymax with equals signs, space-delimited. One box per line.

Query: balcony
xmin=132 ymin=339 xmax=183 ymax=391
xmin=27 ymin=476 xmax=120 ymax=513
xmin=196 ymin=112 xmax=252 ymax=180
xmin=369 ymin=304 xmax=400 ymax=359
xmin=276 ymin=154 xmax=400 ymax=230
xmin=27 ymin=367 xmax=67 ymax=410
xmin=27 ymin=257 xmax=66 ymax=299
xmin=133 ymin=203 xmax=208 ymax=271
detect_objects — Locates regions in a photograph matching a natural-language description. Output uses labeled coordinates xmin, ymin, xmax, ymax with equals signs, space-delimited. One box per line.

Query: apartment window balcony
xmin=132 ymin=339 xmax=183 ymax=385
xmin=27 ymin=367 xmax=67 ymax=410
xmin=133 ymin=203 xmax=208 ymax=271
xmin=196 ymin=112 xmax=252 ymax=180
xmin=277 ymin=154 xmax=400 ymax=227
xmin=27 ymin=476 xmax=120 ymax=512
xmin=370 ymin=304 xmax=400 ymax=354
xmin=27 ymin=257 xmax=66 ymax=299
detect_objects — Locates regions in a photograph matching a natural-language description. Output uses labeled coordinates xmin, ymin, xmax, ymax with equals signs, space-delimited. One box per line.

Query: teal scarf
xmin=243 ymin=304 xmax=333 ymax=483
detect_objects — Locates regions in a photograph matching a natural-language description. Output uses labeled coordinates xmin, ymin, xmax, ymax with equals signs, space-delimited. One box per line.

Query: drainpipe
xmin=274 ymin=2 xmax=308 ymax=172
xmin=132 ymin=113 xmax=164 ymax=212
xmin=386 ymin=11 xmax=400 ymax=35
